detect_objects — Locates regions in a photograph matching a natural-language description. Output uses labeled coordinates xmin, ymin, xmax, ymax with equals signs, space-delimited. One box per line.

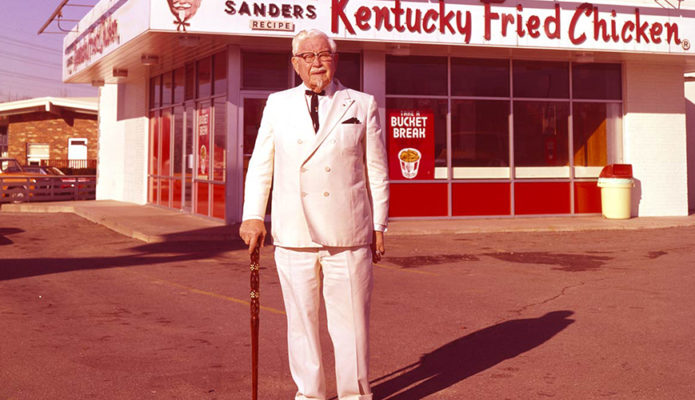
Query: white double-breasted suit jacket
xmin=242 ymin=81 xmax=389 ymax=248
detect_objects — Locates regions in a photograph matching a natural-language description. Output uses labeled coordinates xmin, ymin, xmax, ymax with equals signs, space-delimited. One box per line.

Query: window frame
xmin=384 ymin=55 xmax=623 ymax=217
xmin=148 ymin=51 xmax=229 ymax=218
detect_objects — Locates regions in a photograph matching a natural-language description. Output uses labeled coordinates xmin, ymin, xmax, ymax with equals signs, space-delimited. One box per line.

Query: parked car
xmin=0 ymin=158 xmax=36 ymax=202
xmin=22 ymin=165 xmax=68 ymax=190
xmin=22 ymin=165 xmax=66 ymax=176
xmin=0 ymin=158 xmax=24 ymax=174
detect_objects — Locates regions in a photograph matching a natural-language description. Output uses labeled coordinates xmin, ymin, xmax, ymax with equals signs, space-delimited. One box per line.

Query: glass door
xmin=183 ymin=103 xmax=195 ymax=212
xmin=241 ymin=95 xmax=271 ymax=216
xmin=242 ymin=97 xmax=267 ymax=179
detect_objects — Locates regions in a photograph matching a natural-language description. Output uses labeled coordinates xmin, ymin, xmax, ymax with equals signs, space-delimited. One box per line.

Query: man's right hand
xmin=239 ymin=219 xmax=267 ymax=254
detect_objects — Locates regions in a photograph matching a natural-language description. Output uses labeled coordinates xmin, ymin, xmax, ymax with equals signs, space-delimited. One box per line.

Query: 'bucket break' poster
xmin=387 ymin=109 xmax=434 ymax=180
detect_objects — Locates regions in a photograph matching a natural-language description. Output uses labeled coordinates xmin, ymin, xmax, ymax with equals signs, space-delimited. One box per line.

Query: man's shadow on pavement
xmin=0 ymin=226 xmax=248 ymax=281
xmin=0 ymin=227 xmax=23 ymax=246
xmin=371 ymin=310 xmax=575 ymax=400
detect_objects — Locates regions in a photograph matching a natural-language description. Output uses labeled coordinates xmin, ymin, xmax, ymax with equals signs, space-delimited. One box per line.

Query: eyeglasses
xmin=293 ymin=51 xmax=334 ymax=63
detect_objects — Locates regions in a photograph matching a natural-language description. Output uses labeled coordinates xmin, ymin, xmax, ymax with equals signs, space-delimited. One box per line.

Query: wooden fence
xmin=39 ymin=159 xmax=97 ymax=169
xmin=0 ymin=176 xmax=96 ymax=203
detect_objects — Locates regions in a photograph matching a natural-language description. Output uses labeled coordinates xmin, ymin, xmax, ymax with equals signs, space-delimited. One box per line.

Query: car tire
xmin=9 ymin=186 xmax=26 ymax=203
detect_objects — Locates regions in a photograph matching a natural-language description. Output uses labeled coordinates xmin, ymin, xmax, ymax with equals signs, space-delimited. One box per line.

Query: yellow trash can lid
xmin=597 ymin=177 xmax=634 ymax=187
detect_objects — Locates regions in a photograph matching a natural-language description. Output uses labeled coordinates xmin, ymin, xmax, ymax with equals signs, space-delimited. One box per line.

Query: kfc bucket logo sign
xmin=388 ymin=110 xmax=435 ymax=180
xmin=168 ymin=0 xmax=203 ymax=31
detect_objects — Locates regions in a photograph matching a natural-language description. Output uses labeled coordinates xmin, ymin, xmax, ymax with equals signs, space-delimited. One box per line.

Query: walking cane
xmin=250 ymin=245 xmax=260 ymax=400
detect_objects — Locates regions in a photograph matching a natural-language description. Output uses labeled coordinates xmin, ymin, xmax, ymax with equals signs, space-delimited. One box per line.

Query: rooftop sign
xmin=66 ymin=0 xmax=695 ymax=80
xmin=150 ymin=0 xmax=693 ymax=53
xmin=62 ymin=0 xmax=149 ymax=80
xmin=331 ymin=0 xmax=690 ymax=51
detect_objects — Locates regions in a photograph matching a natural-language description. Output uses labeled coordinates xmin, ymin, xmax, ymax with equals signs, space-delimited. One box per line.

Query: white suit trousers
xmin=274 ymin=245 xmax=374 ymax=400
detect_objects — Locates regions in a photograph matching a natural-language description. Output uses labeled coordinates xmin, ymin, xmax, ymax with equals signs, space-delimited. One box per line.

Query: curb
xmin=3 ymin=201 xmax=694 ymax=241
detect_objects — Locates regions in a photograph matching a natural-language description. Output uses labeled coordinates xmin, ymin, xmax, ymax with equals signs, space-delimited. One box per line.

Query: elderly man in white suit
xmin=239 ymin=29 xmax=389 ymax=400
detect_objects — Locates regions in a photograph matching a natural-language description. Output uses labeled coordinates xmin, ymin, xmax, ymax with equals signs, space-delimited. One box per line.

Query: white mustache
xmin=172 ymin=2 xmax=192 ymax=9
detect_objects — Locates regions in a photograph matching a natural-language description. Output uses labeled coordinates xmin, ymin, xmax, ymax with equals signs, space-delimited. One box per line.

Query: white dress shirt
xmin=303 ymin=80 xmax=337 ymax=133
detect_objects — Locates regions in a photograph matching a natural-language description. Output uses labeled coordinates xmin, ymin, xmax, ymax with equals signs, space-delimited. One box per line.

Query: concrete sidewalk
xmin=2 ymin=199 xmax=694 ymax=243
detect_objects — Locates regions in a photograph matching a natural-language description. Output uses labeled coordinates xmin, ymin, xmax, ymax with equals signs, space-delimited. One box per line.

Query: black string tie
xmin=306 ymin=90 xmax=325 ymax=133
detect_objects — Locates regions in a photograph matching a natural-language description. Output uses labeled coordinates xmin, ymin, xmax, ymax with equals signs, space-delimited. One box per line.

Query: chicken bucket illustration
xmin=398 ymin=148 xmax=421 ymax=179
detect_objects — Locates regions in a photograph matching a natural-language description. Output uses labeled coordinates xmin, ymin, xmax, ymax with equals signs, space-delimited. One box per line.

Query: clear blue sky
xmin=0 ymin=0 xmax=98 ymax=102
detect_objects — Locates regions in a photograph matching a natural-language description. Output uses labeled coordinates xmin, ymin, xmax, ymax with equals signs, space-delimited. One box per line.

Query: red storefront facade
xmin=63 ymin=0 xmax=695 ymax=222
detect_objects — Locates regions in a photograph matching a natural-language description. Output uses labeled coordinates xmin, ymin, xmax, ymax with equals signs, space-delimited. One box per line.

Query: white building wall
xmin=96 ymin=79 xmax=148 ymax=204
xmin=120 ymin=79 xmax=148 ymax=204
xmin=623 ymin=63 xmax=689 ymax=216
xmin=685 ymin=76 xmax=695 ymax=213
xmin=96 ymin=84 xmax=123 ymax=201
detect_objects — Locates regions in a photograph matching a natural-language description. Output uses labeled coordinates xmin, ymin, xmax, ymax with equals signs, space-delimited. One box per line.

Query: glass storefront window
xmin=150 ymin=111 xmax=159 ymax=176
xmin=451 ymin=58 xmax=509 ymax=97
xmin=241 ymin=97 xmax=272 ymax=216
xmin=213 ymin=51 xmax=227 ymax=95
xmin=335 ymin=52 xmax=361 ymax=90
xmin=173 ymin=106 xmax=184 ymax=176
xmin=243 ymin=52 xmax=291 ymax=90
xmin=173 ymin=106 xmax=184 ymax=209
xmin=573 ymin=102 xmax=606 ymax=168
xmin=197 ymin=57 xmax=212 ymax=98
xmin=212 ymin=184 xmax=225 ymax=219
xmin=573 ymin=63 xmax=622 ymax=100
xmin=185 ymin=106 xmax=194 ymax=209
xmin=243 ymin=98 xmax=267 ymax=179
xmin=196 ymin=182 xmax=209 ymax=215
xmin=146 ymin=47 xmax=623 ymax=219
xmin=160 ymin=109 xmax=172 ymax=177
xmin=451 ymin=100 xmax=510 ymax=178
xmin=149 ymin=177 xmax=157 ymax=204
xmin=162 ymin=72 xmax=172 ymax=107
xmin=174 ymin=67 xmax=185 ymax=104
xmin=172 ymin=179 xmax=183 ymax=210
xmin=573 ymin=102 xmax=622 ymax=177
xmin=213 ymin=98 xmax=226 ymax=182
xmin=386 ymin=55 xmax=447 ymax=95
xmin=150 ymin=76 xmax=161 ymax=109
xmin=513 ymin=60 xmax=569 ymax=99
xmin=386 ymin=97 xmax=448 ymax=177
xmin=160 ymin=175 xmax=171 ymax=207
xmin=514 ymin=101 xmax=570 ymax=177
xmin=185 ymin=63 xmax=195 ymax=100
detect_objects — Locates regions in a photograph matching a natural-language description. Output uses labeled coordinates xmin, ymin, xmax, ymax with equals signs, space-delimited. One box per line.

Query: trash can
xmin=597 ymin=164 xmax=634 ymax=219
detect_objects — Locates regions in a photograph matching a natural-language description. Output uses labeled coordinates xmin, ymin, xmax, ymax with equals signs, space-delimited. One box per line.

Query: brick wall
xmin=7 ymin=110 xmax=98 ymax=163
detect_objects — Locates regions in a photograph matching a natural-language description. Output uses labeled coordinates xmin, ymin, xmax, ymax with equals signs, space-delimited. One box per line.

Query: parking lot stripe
xmin=155 ymin=279 xmax=287 ymax=315
xmin=120 ymin=268 xmax=286 ymax=315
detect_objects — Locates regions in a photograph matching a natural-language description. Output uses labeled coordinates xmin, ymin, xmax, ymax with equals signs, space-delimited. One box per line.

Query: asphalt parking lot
xmin=1 ymin=211 xmax=694 ymax=399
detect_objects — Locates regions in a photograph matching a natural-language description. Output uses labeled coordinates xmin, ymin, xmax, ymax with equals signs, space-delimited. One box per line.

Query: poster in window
xmin=387 ymin=109 xmax=435 ymax=180
xmin=197 ymin=107 xmax=210 ymax=179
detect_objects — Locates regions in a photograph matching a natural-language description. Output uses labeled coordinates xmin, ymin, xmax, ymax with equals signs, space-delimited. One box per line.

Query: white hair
xmin=292 ymin=29 xmax=337 ymax=55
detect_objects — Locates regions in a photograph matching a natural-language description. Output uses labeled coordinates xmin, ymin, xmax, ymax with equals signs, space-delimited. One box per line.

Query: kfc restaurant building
xmin=63 ymin=0 xmax=695 ymax=223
